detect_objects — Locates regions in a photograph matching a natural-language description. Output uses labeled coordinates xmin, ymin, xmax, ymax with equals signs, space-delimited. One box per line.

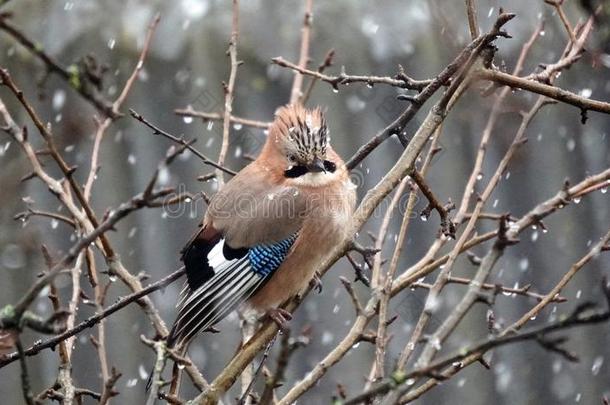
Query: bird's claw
xmin=309 ymin=272 xmax=323 ymax=293
xmin=267 ymin=308 xmax=292 ymax=332
xmin=349 ymin=240 xmax=380 ymax=265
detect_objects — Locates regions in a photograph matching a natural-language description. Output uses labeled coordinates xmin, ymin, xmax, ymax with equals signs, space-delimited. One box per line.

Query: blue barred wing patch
xmin=169 ymin=232 xmax=299 ymax=348
xmin=248 ymin=233 xmax=298 ymax=276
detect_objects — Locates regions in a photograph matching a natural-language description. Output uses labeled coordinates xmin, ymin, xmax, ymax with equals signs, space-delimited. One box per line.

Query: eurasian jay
xmin=166 ymin=104 xmax=356 ymax=349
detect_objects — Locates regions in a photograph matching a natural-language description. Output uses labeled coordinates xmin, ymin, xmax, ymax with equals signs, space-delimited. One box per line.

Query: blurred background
xmin=0 ymin=0 xmax=609 ymax=403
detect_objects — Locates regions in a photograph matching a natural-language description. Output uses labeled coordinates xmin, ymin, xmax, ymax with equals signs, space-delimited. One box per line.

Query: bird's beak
xmin=307 ymin=157 xmax=327 ymax=173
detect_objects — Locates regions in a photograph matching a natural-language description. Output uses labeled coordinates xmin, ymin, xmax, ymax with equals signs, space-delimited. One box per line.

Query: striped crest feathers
xmin=269 ymin=104 xmax=329 ymax=160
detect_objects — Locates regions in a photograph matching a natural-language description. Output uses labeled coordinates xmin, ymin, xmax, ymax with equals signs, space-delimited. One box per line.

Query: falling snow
xmin=579 ymin=88 xmax=592 ymax=98
xmin=591 ymin=356 xmax=604 ymax=375
xmin=519 ymin=258 xmax=529 ymax=271
xmin=52 ymin=89 xmax=66 ymax=111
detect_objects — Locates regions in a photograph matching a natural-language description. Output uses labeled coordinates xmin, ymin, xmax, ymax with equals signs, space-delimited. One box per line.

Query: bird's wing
xmin=168 ymin=225 xmax=298 ymax=348
xmin=205 ymin=163 xmax=308 ymax=247
xmin=170 ymin=163 xmax=306 ymax=347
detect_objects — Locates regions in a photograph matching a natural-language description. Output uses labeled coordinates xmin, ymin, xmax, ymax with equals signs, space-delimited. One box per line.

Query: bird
xmin=166 ymin=104 xmax=356 ymax=351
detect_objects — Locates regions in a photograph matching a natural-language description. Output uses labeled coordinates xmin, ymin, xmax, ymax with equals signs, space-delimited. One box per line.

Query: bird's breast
xmin=247 ymin=177 xmax=356 ymax=311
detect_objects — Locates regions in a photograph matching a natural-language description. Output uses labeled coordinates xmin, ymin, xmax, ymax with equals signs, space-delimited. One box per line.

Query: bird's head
xmin=264 ymin=104 xmax=337 ymax=181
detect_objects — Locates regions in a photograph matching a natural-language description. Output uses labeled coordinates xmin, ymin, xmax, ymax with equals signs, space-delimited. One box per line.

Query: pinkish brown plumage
xmin=167 ymin=104 xmax=355 ymax=350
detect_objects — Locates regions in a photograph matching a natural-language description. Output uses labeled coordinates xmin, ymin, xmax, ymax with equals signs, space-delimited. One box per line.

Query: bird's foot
xmin=267 ymin=308 xmax=292 ymax=332
xmin=309 ymin=272 xmax=323 ymax=293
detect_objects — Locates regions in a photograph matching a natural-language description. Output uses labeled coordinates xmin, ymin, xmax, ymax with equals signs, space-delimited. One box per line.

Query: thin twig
xmin=478 ymin=68 xmax=610 ymax=115
xmin=301 ymin=49 xmax=335 ymax=105
xmin=130 ymin=109 xmax=236 ymax=175
xmin=84 ymin=13 xmax=160 ymax=200
xmin=0 ymin=269 xmax=184 ymax=368
xmin=99 ymin=368 xmax=121 ymax=405
xmin=392 ymin=167 xmax=610 ymax=294
xmin=396 ymin=19 xmax=592 ymax=372
xmin=375 ymin=126 xmax=441 ymax=375
xmin=174 ymin=107 xmax=270 ymax=129
xmin=290 ymin=0 xmax=314 ymax=104
xmin=145 ymin=340 xmax=168 ymax=405
xmin=0 ymin=14 xmax=115 ymax=116
xmin=398 ymin=231 xmax=610 ymax=403
xmin=345 ymin=279 xmax=610 ymax=404
xmin=217 ymin=0 xmax=240 ymax=187
xmin=259 ymin=328 xmax=310 ymax=405
xmin=544 ymin=0 xmax=576 ymax=44
xmin=465 ymin=0 xmax=479 ymax=39
xmin=411 ymin=170 xmax=456 ymax=238
xmin=14 ymin=208 xmax=76 ymax=227
xmin=411 ymin=276 xmax=567 ymax=303
xmin=344 ymin=13 xmax=514 ymax=170
xmin=390 ymin=26 xmax=544 ymax=368
xmin=16 ymin=336 xmax=35 ymax=405
xmin=370 ymin=177 xmax=410 ymax=381
xmin=524 ymin=17 xmax=592 ymax=86
xmin=274 ymin=56 xmax=432 ymax=93
xmin=413 ymin=96 xmax=549 ymax=371
xmin=340 ymin=277 xmax=364 ymax=315
xmin=238 ymin=333 xmax=278 ymax=405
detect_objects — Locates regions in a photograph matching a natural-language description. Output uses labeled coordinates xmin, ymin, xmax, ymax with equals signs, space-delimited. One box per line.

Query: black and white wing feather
xmin=167 ymin=230 xmax=297 ymax=348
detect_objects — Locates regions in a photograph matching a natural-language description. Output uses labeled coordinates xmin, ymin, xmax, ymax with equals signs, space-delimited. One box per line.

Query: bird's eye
xmin=287 ymin=154 xmax=297 ymax=162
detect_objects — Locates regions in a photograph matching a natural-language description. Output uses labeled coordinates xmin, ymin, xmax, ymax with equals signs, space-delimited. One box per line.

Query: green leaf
xmin=391 ymin=369 xmax=408 ymax=385
xmin=67 ymin=64 xmax=81 ymax=90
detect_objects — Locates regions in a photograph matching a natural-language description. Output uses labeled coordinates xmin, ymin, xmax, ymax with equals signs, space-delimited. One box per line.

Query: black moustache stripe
xmin=284 ymin=165 xmax=309 ymax=178
xmin=284 ymin=160 xmax=337 ymax=178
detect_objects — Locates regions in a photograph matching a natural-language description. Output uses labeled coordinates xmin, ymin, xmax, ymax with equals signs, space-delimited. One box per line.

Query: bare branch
xmin=145 ymin=339 xmax=168 ymax=405
xmin=345 ymin=279 xmax=610 ymax=404
xmin=0 ymin=14 xmax=116 ymax=116
xmin=340 ymin=277 xmax=364 ymax=315
xmin=84 ymin=13 xmax=161 ymax=200
xmin=301 ymin=48 xmax=335 ymax=105
xmin=174 ymin=107 xmax=270 ymax=129
xmin=478 ymin=68 xmax=610 ymax=115
xmin=0 ymin=269 xmax=184 ymax=368
xmin=274 ymin=56 xmax=432 ymax=93
xmin=411 ymin=170 xmax=456 ymax=238
xmin=411 ymin=277 xmax=567 ymax=303
xmin=465 ymin=0 xmax=479 ymax=39
xmin=544 ymin=0 xmax=576 ymax=44
xmin=290 ymin=0 xmax=314 ymax=104
xmin=16 ymin=337 xmax=35 ymax=405
xmin=217 ymin=0 xmax=240 ymax=187
xmin=344 ymin=12 xmax=515 ymax=170
xmin=130 ymin=109 xmax=236 ymax=175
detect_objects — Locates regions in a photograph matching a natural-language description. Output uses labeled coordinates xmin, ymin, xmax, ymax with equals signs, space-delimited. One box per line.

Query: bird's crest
xmin=272 ymin=104 xmax=328 ymax=158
